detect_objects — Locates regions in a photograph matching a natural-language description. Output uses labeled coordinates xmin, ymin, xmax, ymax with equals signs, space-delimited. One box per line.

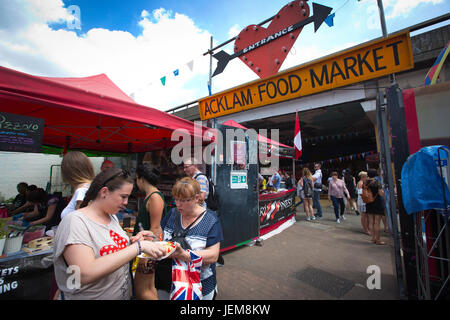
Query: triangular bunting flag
xmin=187 ymin=60 xmax=194 ymax=72
xmin=324 ymin=13 xmax=335 ymax=27
xmin=160 ymin=76 xmax=166 ymax=86
xmin=173 ymin=69 xmax=179 ymax=76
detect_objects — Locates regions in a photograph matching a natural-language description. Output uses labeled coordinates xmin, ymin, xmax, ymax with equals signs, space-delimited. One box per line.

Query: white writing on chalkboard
xmin=0 ymin=114 xmax=41 ymax=133
xmin=0 ymin=266 xmax=20 ymax=295
xmin=0 ymin=112 xmax=44 ymax=153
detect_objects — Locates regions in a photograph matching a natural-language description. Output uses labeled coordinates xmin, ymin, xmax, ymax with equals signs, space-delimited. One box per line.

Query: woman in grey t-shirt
xmin=53 ymin=168 xmax=166 ymax=300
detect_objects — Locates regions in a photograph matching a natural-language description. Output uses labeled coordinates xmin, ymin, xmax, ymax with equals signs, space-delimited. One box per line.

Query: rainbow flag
xmin=424 ymin=41 xmax=450 ymax=86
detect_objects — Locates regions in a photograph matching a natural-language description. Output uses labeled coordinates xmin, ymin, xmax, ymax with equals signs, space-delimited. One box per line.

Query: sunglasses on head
xmin=101 ymin=169 xmax=130 ymax=188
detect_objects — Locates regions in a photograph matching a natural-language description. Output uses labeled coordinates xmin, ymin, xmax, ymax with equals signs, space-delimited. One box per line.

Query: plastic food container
xmin=0 ymin=237 xmax=5 ymax=255
xmin=4 ymin=234 xmax=24 ymax=254
xmin=23 ymin=225 xmax=46 ymax=244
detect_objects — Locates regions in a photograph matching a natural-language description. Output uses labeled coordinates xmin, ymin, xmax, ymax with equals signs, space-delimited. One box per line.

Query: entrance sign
xmin=0 ymin=112 xmax=44 ymax=153
xmin=212 ymin=1 xmax=333 ymax=78
xmin=199 ymin=31 xmax=413 ymax=120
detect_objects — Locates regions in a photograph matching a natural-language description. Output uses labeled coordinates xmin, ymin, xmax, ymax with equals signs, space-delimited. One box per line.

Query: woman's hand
xmin=140 ymin=240 xmax=166 ymax=259
xmin=171 ymin=242 xmax=190 ymax=262
xmin=130 ymin=230 xmax=156 ymax=243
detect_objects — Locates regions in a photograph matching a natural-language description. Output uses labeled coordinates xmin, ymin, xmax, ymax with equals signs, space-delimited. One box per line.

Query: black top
xmin=365 ymin=179 xmax=385 ymax=215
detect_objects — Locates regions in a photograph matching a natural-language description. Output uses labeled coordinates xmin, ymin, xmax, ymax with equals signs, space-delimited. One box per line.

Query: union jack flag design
xmin=170 ymin=250 xmax=203 ymax=300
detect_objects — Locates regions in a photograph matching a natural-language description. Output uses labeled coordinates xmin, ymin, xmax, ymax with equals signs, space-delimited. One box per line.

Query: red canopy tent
xmin=0 ymin=66 xmax=210 ymax=153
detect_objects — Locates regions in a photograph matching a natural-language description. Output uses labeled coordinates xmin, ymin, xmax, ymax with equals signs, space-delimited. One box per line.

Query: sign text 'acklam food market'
xmin=199 ymin=31 xmax=413 ymax=120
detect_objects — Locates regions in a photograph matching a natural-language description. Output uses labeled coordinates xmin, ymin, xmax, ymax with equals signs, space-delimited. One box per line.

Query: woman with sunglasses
xmin=53 ymin=168 xmax=166 ymax=300
xmin=132 ymin=177 xmax=223 ymax=300
xmin=132 ymin=163 xmax=167 ymax=300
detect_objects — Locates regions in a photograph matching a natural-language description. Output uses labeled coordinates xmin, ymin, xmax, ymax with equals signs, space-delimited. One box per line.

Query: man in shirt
xmin=183 ymin=158 xmax=209 ymax=208
xmin=268 ymin=170 xmax=281 ymax=190
xmin=312 ymin=163 xmax=323 ymax=219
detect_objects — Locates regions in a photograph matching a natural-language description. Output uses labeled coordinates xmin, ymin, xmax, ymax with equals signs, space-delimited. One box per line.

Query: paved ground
xmin=216 ymin=200 xmax=400 ymax=300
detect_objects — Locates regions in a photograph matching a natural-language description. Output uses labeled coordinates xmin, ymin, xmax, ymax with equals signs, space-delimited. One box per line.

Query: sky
xmin=0 ymin=0 xmax=449 ymax=111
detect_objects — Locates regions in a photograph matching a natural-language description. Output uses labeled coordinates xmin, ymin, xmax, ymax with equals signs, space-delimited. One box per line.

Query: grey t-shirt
xmin=53 ymin=210 xmax=132 ymax=300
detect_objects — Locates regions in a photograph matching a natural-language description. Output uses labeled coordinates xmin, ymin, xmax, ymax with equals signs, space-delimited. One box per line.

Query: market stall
xmin=0 ymin=66 xmax=211 ymax=299
xmin=216 ymin=120 xmax=295 ymax=251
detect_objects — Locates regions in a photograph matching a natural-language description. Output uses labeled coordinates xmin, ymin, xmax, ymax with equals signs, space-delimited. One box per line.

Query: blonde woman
xmin=299 ymin=168 xmax=315 ymax=221
xmin=60 ymin=151 xmax=95 ymax=220
xmin=133 ymin=177 xmax=223 ymax=300
xmin=357 ymin=171 xmax=370 ymax=235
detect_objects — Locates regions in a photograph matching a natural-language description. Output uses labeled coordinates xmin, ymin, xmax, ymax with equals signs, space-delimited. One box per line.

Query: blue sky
xmin=0 ymin=0 xmax=449 ymax=111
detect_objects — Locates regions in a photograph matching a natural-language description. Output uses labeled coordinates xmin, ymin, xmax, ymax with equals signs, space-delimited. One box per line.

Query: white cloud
xmin=383 ymin=0 xmax=444 ymax=19
xmin=228 ymin=24 xmax=241 ymax=39
xmin=0 ymin=0 xmax=215 ymax=111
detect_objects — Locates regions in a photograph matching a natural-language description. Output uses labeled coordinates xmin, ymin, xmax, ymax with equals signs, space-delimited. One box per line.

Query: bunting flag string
xmin=129 ymin=52 xmax=205 ymax=97
xmin=299 ymin=150 xmax=377 ymax=168
xmin=303 ymin=130 xmax=371 ymax=144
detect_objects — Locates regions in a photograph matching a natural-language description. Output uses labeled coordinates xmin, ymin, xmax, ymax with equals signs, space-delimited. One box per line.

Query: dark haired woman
xmin=365 ymin=168 xmax=386 ymax=245
xmin=52 ymin=168 xmax=166 ymax=300
xmin=21 ymin=188 xmax=60 ymax=228
xmin=344 ymin=169 xmax=359 ymax=215
xmin=132 ymin=163 xmax=167 ymax=300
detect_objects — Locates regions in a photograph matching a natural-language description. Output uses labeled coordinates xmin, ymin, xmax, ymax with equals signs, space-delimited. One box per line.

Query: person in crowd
xmin=312 ymin=163 xmax=323 ymax=219
xmin=9 ymin=184 xmax=37 ymax=216
xmin=284 ymin=171 xmax=295 ymax=190
xmin=20 ymin=188 xmax=60 ymax=228
xmin=357 ymin=171 xmax=370 ymax=235
xmin=132 ymin=163 xmax=167 ymax=300
xmin=133 ymin=177 xmax=223 ymax=300
xmin=375 ymin=168 xmax=390 ymax=233
xmin=366 ymin=168 xmax=386 ymax=245
xmin=183 ymin=158 xmax=208 ymax=207
xmin=183 ymin=157 xmax=225 ymax=266
xmin=328 ymin=171 xmax=350 ymax=224
xmin=268 ymin=169 xmax=282 ymax=190
xmin=12 ymin=182 xmax=28 ymax=210
xmin=52 ymin=168 xmax=166 ymax=300
xmin=101 ymin=159 xmax=115 ymax=172
xmin=258 ymin=173 xmax=266 ymax=191
xmin=60 ymin=151 xmax=95 ymax=220
xmin=298 ymin=168 xmax=315 ymax=221
xmin=344 ymin=169 xmax=359 ymax=215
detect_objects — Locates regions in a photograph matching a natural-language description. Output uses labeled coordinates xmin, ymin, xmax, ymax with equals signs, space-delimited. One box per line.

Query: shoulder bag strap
xmin=178 ymin=210 xmax=207 ymax=237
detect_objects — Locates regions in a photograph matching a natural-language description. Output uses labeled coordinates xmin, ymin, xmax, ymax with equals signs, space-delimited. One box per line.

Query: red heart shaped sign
xmin=234 ymin=0 xmax=310 ymax=79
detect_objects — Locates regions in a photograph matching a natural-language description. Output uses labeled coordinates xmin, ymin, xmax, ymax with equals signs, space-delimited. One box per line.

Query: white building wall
xmin=0 ymin=152 xmax=105 ymax=200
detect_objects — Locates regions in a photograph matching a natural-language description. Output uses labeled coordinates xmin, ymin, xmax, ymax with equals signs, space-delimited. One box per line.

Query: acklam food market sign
xmin=199 ymin=31 xmax=413 ymax=120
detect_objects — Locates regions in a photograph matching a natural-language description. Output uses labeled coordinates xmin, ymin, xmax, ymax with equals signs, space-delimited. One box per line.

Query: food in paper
xmin=138 ymin=241 xmax=176 ymax=260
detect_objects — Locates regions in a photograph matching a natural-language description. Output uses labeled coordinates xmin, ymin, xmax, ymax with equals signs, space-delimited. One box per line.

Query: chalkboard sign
xmin=0 ymin=112 xmax=44 ymax=153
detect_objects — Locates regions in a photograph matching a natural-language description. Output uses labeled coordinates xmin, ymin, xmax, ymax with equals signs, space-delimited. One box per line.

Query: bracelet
xmin=136 ymin=240 xmax=142 ymax=255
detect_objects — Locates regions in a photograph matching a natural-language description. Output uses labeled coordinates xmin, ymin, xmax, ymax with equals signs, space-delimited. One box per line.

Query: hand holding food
xmin=140 ymin=241 xmax=166 ymax=259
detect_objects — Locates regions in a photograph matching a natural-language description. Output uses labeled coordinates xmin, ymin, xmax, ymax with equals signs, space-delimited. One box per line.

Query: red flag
xmin=294 ymin=111 xmax=302 ymax=159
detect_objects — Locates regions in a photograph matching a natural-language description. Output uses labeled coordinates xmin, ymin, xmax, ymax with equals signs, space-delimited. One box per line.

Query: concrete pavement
xmin=215 ymin=202 xmax=400 ymax=300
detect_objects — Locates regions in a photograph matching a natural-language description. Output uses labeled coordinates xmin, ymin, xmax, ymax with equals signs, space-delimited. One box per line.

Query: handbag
xmin=155 ymin=210 xmax=206 ymax=292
